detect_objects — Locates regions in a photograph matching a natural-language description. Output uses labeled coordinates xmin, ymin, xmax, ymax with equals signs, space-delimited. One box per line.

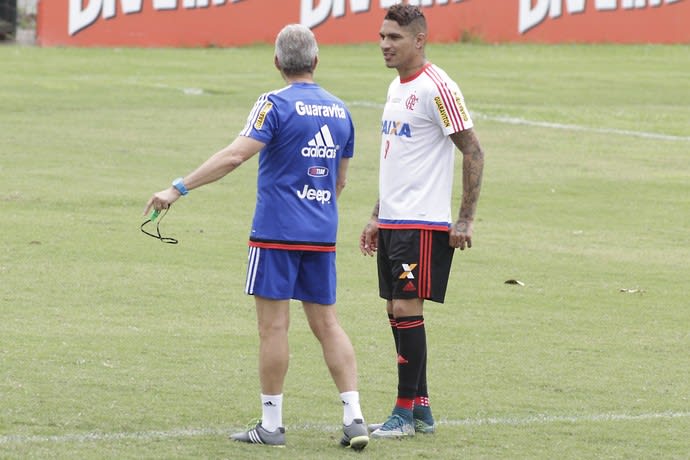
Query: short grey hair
xmin=275 ymin=24 xmax=318 ymax=76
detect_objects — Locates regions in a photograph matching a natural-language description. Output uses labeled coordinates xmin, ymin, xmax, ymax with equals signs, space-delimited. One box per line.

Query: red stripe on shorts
xmin=419 ymin=230 xmax=432 ymax=298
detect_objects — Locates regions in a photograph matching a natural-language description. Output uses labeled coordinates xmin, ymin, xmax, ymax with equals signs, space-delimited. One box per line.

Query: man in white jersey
xmin=360 ymin=4 xmax=485 ymax=438
xmin=144 ymin=24 xmax=369 ymax=450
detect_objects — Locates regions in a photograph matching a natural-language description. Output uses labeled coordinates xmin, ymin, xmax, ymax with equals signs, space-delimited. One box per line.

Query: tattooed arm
xmin=449 ymin=128 xmax=485 ymax=250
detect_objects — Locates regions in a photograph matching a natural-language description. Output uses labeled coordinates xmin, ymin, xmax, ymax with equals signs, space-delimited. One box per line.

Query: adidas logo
xmin=301 ymin=124 xmax=338 ymax=158
xmin=402 ymin=281 xmax=416 ymax=292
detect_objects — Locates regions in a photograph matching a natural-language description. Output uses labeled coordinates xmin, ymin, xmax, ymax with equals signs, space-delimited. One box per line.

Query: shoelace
xmin=381 ymin=414 xmax=407 ymax=429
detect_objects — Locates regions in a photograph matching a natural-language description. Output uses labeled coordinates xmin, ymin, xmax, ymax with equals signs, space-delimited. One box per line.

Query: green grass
xmin=1 ymin=43 xmax=688 ymax=459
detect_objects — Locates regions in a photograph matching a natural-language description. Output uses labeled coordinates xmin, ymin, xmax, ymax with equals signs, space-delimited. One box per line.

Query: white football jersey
xmin=379 ymin=62 xmax=473 ymax=231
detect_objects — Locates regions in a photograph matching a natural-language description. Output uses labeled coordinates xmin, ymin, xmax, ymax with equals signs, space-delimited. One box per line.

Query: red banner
xmin=37 ymin=0 xmax=689 ymax=47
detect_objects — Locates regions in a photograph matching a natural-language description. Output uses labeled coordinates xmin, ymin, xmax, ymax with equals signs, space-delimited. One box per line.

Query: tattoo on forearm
xmin=453 ymin=130 xmax=484 ymax=221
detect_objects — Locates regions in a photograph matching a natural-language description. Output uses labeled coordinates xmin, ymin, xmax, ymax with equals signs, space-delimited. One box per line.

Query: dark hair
xmin=384 ymin=4 xmax=427 ymax=31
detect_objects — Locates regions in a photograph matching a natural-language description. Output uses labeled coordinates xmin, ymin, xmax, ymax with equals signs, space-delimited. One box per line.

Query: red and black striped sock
xmin=395 ymin=315 xmax=426 ymax=402
xmin=388 ymin=313 xmax=399 ymax=353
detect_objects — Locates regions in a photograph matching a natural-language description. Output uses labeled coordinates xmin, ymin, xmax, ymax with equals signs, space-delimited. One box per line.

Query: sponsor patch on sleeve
xmin=453 ymin=92 xmax=470 ymax=122
xmin=254 ymin=101 xmax=273 ymax=130
xmin=434 ymin=96 xmax=451 ymax=128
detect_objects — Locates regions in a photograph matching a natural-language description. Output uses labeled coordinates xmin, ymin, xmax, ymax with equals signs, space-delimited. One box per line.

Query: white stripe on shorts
xmin=245 ymin=246 xmax=260 ymax=294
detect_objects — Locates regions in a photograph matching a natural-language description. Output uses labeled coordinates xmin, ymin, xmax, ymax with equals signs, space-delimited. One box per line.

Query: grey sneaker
xmin=230 ymin=422 xmax=286 ymax=446
xmin=368 ymin=417 xmax=435 ymax=434
xmin=340 ymin=418 xmax=369 ymax=450
xmin=370 ymin=414 xmax=415 ymax=438
xmin=367 ymin=422 xmax=383 ymax=432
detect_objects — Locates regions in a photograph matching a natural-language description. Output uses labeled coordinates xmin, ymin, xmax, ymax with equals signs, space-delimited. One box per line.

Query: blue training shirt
xmin=239 ymin=82 xmax=354 ymax=251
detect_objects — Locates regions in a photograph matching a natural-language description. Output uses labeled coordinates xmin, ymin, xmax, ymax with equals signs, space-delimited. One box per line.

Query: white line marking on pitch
xmin=1 ymin=411 xmax=688 ymax=445
xmin=348 ymin=100 xmax=690 ymax=142
xmin=476 ymin=113 xmax=690 ymax=142
xmin=439 ymin=410 xmax=690 ymax=427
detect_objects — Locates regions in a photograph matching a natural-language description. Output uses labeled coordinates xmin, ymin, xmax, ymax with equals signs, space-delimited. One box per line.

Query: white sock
xmin=340 ymin=391 xmax=364 ymax=425
xmin=260 ymin=393 xmax=283 ymax=432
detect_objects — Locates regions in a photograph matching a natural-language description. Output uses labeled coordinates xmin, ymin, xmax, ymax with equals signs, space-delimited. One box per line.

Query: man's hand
xmin=449 ymin=218 xmax=473 ymax=250
xmin=359 ymin=219 xmax=379 ymax=256
xmin=143 ymin=187 xmax=180 ymax=217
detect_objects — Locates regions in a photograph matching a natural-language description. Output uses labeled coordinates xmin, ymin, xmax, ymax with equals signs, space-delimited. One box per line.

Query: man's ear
xmin=416 ymin=33 xmax=426 ymax=49
xmin=312 ymin=55 xmax=319 ymax=72
xmin=274 ymin=55 xmax=281 ymax=71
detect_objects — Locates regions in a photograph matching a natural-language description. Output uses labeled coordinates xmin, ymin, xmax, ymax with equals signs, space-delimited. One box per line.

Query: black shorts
xmin=377 ymin=228 xmax=455 ymax=303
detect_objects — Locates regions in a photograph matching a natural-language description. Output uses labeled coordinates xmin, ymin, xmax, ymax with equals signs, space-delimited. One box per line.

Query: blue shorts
xmin=244 ymin=247 xmax=337 ymax=305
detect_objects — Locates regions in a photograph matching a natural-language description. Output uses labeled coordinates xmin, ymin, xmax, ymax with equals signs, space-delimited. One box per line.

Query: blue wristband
xmin=172 ymin=177 xmax=188 ymax=196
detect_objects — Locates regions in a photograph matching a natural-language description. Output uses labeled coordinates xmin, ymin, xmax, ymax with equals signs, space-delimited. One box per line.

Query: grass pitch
xmin=1 ymin=42 xmax=689 ymax=459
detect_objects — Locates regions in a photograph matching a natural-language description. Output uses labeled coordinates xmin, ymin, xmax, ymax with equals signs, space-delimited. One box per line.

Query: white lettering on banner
xmin=69 ymin=0 xmax=235 ymax=36
xmin=299 ymin=0 xmax=465 ymax=29
xmin=296 ymin=185 xmax=332 ymax=204
xmin=519 ymin=0 xmax=683 ymax=34
xmin=66 ymin=0 xmax=686 ymax=39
